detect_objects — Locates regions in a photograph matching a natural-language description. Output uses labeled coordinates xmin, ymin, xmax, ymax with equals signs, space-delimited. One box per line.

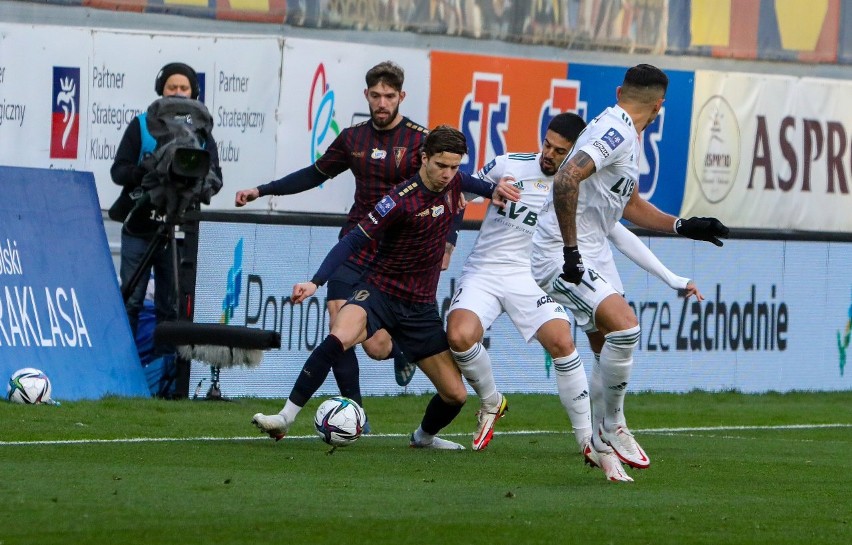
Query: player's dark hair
xmin=422 ymin=125 xmax=467 ymax=157
xmin=547 ymin=113 xmax=586 ymax=142
xmin=365 ymin=61 xmax=405 ymax=91
xmin=155 ymin=62 xmax=200 ymax=99
xmin=622 ymin=64 xmax=668 ymax=100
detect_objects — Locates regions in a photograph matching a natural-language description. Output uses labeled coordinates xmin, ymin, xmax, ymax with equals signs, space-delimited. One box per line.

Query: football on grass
xmin=314 ymin=396 xmax=366 ymax=446
xmin=7 ymin=368 xmax=52 ymax=404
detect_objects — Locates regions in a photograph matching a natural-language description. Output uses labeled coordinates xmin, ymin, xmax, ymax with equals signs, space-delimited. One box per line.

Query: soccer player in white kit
xmin=447 ymin=114 xmax=589 ymax=452
xmin=447 ymin=113 xmax=708 ymax=470
xmin=531 ymin=64 xmax=729 ymax=481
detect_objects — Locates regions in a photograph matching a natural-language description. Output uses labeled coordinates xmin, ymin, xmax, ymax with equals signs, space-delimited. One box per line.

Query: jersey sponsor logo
xmin=601 ymin=128 xmax=624 ymax=150
xmin=536 ymin=295 xmax=555 ymax=307
xmin=367 ymin=212 xmax=378 ymax=225
xmin=415 ymin=209 xmax=430 ymax=217
xmin=308 ymin=63 xmax=341 ymax=163
xmin=592 ymin=140 xmax=610 ymax=159
xmin=371 ymin=148 xmax=387 ymax=160
xmin=375 ymin=195 xmax=396 ymax=217
xmin=50 ymin=66 xmax=80 ymax=159
xmin=534 ymin=181 xmax=548 ymax=191
xmin=431 ymin=205 xmax=445 ymax=217
xmin=350 ymin=151 xmax=365 ymax=158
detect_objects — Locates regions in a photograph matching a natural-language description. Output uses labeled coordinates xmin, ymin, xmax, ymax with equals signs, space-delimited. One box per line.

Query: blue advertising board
xmin=564 ymin=63 xmax=694 ymax=218
xmin=0 ymin=167 xmax=149 ymax=400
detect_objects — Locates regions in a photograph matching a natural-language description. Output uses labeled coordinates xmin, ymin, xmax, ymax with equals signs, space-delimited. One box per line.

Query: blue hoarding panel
xmin=0 ymin=167 xmax=149 ymax=400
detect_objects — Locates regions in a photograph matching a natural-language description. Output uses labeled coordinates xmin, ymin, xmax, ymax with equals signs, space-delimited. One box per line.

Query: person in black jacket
xmin=110 ymin=62 xmax=223 ymax=339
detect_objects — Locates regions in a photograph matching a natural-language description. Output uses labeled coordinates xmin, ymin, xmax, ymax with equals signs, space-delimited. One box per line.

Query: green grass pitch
xmin=0 ymin=391 xmax=849 ymax=544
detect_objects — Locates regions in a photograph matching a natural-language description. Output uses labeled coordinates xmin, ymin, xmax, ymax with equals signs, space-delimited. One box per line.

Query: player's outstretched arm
xmin=608 ymin=222 xmax=689 ymax=290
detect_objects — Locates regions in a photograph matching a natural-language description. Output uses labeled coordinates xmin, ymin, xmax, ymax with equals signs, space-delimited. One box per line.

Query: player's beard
xmin=371 ymin=104 xmax=400 ymax=129
xmin=539 ymin=157 xmax=558 ymax=176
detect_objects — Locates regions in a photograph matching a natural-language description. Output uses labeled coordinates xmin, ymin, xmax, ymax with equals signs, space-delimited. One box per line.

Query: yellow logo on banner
xmin=775 ymin=0 xmax=828 ymax=51
xmin=690 ymin=0 xmax=731 ymax=47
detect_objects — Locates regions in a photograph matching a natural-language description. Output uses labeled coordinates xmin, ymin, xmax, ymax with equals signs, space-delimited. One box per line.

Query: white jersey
xmin=463 ymin=152 xmax=554 ymax=275
xmin=533 ymin=105 xmax=640 ymax=269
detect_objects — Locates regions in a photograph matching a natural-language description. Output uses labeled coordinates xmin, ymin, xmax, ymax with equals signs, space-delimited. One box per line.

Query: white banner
xmin=683 ymin=70 xmax=852 ymax=232
xmin=257 ymin=38 xmax=430 ymax=215
xmin=190 ymin=220 xmax=852 ymax=397
xmin=0 ymin=22 xmax=282 ymax=211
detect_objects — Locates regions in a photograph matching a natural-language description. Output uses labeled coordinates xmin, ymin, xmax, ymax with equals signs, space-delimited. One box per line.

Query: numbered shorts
xmin=344 ymin=282 xmax=450 ymax=362
xmin=449 ymin=271 xmax=570 ymax=343
xmin=530 ymin=249 xmax=623 ymax=333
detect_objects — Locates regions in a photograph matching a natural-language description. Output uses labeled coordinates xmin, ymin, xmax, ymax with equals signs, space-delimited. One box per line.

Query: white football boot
xmin=251 ymin=413 xmax=291 ymax=441
xmin=598 ymin=422 xmax=650 ymax=469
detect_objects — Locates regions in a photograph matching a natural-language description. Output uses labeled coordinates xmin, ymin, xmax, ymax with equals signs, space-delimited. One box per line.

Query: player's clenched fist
xmin=560 ymin=246 xmax=585 ymax=285
xmin=235 ymin=188 xmax=260 ymax=207
xmin=675 ymin=217 xmax=729 ymax=247
xmin=291 ymin=281 xmax=317 ymax=304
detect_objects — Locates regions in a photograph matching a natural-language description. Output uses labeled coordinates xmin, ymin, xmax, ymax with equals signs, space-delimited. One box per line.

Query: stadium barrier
xmin=0 ymin=166 xmax=150 ymax=400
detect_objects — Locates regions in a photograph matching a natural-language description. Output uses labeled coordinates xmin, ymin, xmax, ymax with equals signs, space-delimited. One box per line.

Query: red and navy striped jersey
xmin=355 ymin=171 xmax=496 ymax=303
xmin=315 ymin=117 xmax=427 ymax=266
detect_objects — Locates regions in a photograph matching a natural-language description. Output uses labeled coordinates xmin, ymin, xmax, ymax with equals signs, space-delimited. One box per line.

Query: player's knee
xmin=604 ymin=325 xmax=641 ymax=355
xmin=446 ymin=327 xmax=477 ymax=353
xmin=543 ymin=334 xmax=576 ymax=358
xmin=439 ymin=387 xmax=467 ymax=406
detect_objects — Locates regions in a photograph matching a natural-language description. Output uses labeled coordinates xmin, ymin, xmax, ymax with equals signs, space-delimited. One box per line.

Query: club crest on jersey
xmin=371 ymin=148 xmax=387 ymax=160
xmin=375 ymin=195 xmax=396 ymax=217
xmin=601 ymin=128 xmax=624 ymax=150
xmin=534 ymin=181 xmax=548 ymax=191
xmin=393 ymin=147 xmax=406 ymax=167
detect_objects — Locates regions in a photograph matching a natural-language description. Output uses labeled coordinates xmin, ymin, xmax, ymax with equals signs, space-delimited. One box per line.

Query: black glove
xmin=560 ymin=246 xmax=585 ymax=285
xmin=675 ymin=217 xmax=729 ymax=247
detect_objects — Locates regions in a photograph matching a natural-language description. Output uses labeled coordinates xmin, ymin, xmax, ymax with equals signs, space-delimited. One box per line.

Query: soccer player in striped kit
xmin=235 ymin=62 xmax=443 ymax=417
xmin=252 ymin=125 xmax=521 ymax=448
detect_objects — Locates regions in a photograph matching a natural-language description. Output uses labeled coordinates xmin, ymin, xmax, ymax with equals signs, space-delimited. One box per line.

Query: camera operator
xmin=110 ymin=62 xmax=223 ymax=341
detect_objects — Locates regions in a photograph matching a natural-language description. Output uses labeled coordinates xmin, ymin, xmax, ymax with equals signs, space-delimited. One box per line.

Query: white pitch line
xmin=0 ymin=423 xmax=849 ymax=447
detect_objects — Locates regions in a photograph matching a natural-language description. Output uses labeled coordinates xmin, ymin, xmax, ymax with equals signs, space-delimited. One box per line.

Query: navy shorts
xmin=344 ymin=282 xmax=449 ymax=362
xmin=326 ymin=260 xmax=367 ymax=301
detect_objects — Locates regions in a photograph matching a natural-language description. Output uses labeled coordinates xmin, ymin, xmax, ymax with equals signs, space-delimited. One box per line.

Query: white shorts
xmin=449 ymin=270 xmax=570 ymax=343
xmin=530 ymin=248 xmax=623 ymax=333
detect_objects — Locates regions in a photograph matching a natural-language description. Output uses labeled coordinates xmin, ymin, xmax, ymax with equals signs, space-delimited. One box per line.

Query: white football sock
xmin=553 ymin=350 xmax=592 ymax=449
xmin=279 ymin=399 xmax=302 ymax=423
xmin=452 ymin=343 xmax=500 ymax=409
xmin=589 ymin=352 xmax=603 ymax=436
xmin=599 ymin=326 xmax=641 ymax=430
xmin=413 ymin=425 xmax=434 ymax=444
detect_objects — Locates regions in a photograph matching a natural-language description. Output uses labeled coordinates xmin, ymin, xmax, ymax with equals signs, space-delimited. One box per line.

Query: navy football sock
xmin=420 ymin=394 xmax=463 ymax=435
xmin=289 ymin=335 xmax=344 ymax=406
xmin=332 ymin=347 xmax=363 ymax=406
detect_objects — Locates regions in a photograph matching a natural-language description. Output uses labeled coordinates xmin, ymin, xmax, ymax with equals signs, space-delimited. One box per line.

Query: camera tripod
xmin=120 ymin=217 xmax=280 ymax=400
